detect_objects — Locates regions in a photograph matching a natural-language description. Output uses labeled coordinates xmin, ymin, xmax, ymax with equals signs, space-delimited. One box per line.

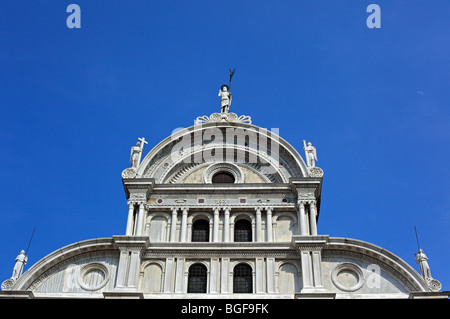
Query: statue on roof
xmin=218 ymin=68 xmax=235 ymax=113
xmin=218 ymin=84 xmax=231 ymax=113
xmin=415 ymin=248 xmax=432 ymax=281
xmin=130 ymin=137 xmax=148 ymax=169
xmin=303 ymin=140 xmax=318 ymax=167
xmin=11 ymin=250 xmax=27 ymax=280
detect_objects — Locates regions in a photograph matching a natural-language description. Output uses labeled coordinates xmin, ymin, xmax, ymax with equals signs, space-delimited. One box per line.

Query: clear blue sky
xmin=1 ymin=1 xmax=449 ymax=291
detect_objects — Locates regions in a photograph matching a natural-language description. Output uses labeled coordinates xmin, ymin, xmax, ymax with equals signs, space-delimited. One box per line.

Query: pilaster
xmin=113 ymin=236 xmax=150 ymax=292
xmin=292 ymin=235 xmax=328 ymax=293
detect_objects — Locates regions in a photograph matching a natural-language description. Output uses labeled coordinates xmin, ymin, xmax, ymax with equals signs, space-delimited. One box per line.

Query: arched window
xmin=187 ymin=264 xmax=207 ymax=293
xmin=212 ymin=171 xmax=235 ymax=183
xmin=234 ymin=219 xmax=252 ymax=242
xmin=192 ymin=219 xmax=209 ymax=242
xmin=233 ymin=264 xmax=253 ymax=293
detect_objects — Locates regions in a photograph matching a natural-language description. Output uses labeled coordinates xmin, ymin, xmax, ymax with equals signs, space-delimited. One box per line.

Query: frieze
xmin=142 ymin=248 xmax=299 ymax=259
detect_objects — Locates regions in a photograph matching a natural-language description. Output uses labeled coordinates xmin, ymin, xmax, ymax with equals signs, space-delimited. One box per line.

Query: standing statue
xmin=415 ymin=248 xmax=432 ymax=280
xmin=303 ymin=140 xmax=318 ymax=167
xmin=130 ymin=142 xmax=142 ymax=169
xmin=130 ymin=137 xmax=148 ymax=169
xmin=218 ymin=84 xmax=232 ymax=113
xmin=12 ymin=250 xmax=27 ymax=280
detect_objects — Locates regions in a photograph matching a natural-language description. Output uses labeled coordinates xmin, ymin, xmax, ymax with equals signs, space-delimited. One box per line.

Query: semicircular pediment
xmin=135 ymin=122 xmax=308 ymax=183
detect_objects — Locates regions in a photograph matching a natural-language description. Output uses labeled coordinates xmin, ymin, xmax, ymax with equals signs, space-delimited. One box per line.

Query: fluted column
xmin=213 ymin=207 xmax=220 ymax=242
xmin=309 ymin=200 xmax=318 ymax=236
xmin=266 ymin=207 xmax=273 ymax=242
xmin=255 ymin=207 xmax=262 ymax=242
xmin=170 ymin=207 xmax=178 ymax=242
xmin=180 ymin=207 xmax=188 ymax=242
xmin=223 ymin=207 xmax=230 ymax=242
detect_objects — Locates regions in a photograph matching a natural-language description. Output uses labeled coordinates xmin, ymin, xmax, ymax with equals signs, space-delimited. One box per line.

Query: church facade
xmin=1 ymin=87 xmax=447 ymax=299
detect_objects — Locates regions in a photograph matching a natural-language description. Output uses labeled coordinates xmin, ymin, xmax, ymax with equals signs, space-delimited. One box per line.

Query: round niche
xmin=78 ymin=262 xmax=110 ymax=291
xmin=203 ymin=163 xmax=244 ymax=184
xmin=331 ymin=262 xmax=365 ymax=292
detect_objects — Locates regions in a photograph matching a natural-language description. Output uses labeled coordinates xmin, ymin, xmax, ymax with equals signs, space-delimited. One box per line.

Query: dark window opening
xmin=188 ymin=264 xmax=207 ymax=293
xmin=192 ymin=219 xmax=209 ymax=242
xmin=212 ymin=171 xmax=235 ymax=184
xmin=233 ymin=264 xmax=253 ymax=293
xmin=234 ymin=219 xmax=252 ymax=242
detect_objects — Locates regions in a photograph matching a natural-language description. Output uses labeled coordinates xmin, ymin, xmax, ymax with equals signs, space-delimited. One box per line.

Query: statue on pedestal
xmin=130 ymin=137 xmax=148 ymax=169
xmin=218 ymin=84 xmax=231 ymax=113
xmin=303 ymin=140 xmax=318 ymax=167
xmin=415 ymin=249 xmax=432 ymax=280
xmin=12 ymin=250 xmax=27 ymax=280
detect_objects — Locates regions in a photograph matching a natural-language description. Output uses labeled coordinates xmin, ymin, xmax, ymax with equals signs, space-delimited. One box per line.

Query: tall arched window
xmin=233 ymin=263 xmax=253 ymax=293
xmin=192 ymin=219 xmax=209 ymax=242
xmin=234 ymin=219 xmax=252 ymax=242
xmin=187 ymin=264 xmax=207 ymax=293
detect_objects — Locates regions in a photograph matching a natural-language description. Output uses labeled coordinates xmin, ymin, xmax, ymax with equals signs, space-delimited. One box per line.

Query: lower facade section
xmin=3 ymin=236 xmax=448 ymax=299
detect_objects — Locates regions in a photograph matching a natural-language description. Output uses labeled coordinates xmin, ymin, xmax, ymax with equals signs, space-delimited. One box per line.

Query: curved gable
xmin=135 ymin=122 xmax=308 ymax=184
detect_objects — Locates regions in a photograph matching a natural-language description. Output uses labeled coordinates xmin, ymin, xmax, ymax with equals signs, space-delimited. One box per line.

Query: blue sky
xmin=0 ymin=1 xmax=449 ymax=291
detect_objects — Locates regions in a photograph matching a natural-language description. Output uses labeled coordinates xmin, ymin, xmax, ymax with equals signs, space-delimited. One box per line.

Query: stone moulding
xmin=195 ymin=112 xmax=252 ymax=125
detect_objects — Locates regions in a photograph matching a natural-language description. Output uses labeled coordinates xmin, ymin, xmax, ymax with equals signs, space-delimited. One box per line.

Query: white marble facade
xmin=1 ymin=117 xmax=446 ymax=299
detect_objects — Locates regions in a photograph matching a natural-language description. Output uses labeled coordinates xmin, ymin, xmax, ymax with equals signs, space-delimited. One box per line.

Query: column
xmin=180 ymin=207 xmax=188 ymax=242
xmin=125 ymin=201 xmax=135 ymax=236
xmin=170 ymin=207 xmax=178 ymax=242
xmin=255 ymin=207 xmax=262 ymax=242
xmin=223 ymin=207 xmax=230 ymax=242
xmin=297 ymin=200 xmax=308 ymax=235
xmin=309 ymin=200 xmax=318 ymax=236
xmin=213 ymin=207 xmax=220 ymax=242
xmin=266 ymin=207 xmax=273 ymax=242
xmin=135 ymin=202 xmax=146 ymax=236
